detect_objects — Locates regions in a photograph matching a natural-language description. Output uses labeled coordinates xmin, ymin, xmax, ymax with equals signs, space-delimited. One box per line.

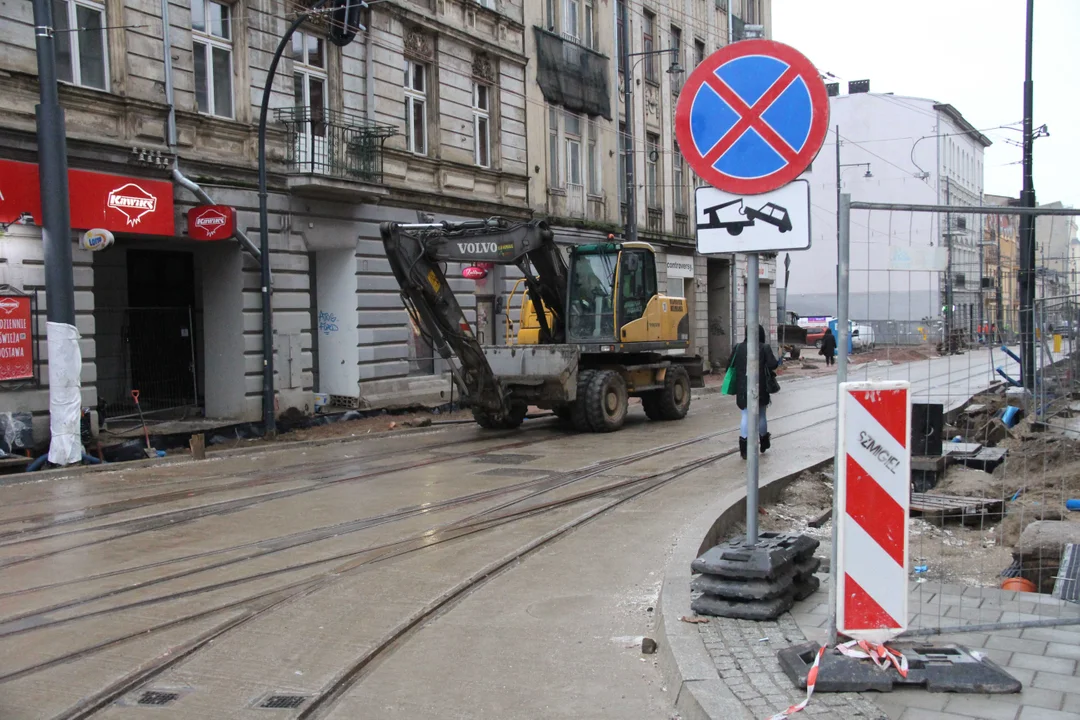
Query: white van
xmin=851 ymin=324 xmax=876 ymax=351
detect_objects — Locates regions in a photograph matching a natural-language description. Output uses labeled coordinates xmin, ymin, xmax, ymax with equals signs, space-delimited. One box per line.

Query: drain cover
xmin=472 ymin=453 xmax=542 ymax=465
xmin=259 ymin=694 xmax=308 ymax=709
xmin=137 ymin=690 xmax=179 ymax=706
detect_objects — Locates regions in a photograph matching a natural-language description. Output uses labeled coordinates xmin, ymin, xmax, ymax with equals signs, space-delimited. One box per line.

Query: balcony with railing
xmin=275 ymin=107 xmax=398 ymax=199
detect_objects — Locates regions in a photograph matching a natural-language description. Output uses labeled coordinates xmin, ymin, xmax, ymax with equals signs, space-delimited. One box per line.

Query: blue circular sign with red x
xmin=675 ymin=40 xmax=829 ymax=195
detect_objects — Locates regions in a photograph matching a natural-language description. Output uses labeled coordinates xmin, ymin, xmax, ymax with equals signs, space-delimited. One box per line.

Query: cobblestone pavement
xmin=697 ymin=612 xmax=887 ymax=718
xmin=791 ymin=579 xmax=1080 ymax=720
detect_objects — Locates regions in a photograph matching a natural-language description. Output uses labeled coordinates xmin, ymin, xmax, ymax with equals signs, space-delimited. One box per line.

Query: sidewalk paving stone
xmin=785 ymin=580 xmax=1080 ymax=720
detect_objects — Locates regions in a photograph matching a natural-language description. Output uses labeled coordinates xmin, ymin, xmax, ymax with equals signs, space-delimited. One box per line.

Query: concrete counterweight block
xmin=690 ymin=532 xmax=820 ymax=621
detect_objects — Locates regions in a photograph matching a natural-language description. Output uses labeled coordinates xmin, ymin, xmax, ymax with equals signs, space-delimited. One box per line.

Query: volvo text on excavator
xmin=381 ymin=217 xmax=704 ymax=432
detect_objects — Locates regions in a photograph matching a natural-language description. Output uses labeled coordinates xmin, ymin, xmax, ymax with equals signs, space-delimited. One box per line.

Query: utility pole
xmin=979 ymin=200 xmax=985 ymax=339
xmin=32 ymin=0 xmax=81 ymax=465
xmin=945 ymin=178 xmax=953 ymax=342
xmin=1018 ymin=0 xmax=1036 ymax=389
xmin=620 ymin=0 xmax=636 ymax=242
xmin=994 ymin=219 xmax=1003 ymax=343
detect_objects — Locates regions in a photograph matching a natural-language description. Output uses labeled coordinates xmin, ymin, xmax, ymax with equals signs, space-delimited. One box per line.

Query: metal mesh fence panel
xmin=828 ymin=201 xmax=1080 ymax=641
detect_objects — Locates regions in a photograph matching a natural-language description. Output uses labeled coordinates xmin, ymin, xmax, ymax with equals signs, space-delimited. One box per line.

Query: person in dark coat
xmin=732 ymin=324 xmax=779 ymax=459
xmin=819 ymin=328 xmax=837 ymax=366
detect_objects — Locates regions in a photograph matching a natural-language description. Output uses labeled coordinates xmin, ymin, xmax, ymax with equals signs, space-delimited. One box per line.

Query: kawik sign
xmin=107 ymin=183 xmax=158 ymax=226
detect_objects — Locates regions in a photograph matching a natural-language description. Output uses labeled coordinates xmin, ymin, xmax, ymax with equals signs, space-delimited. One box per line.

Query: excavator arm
xmin=380 ymin=218 xmax=568 ymax=415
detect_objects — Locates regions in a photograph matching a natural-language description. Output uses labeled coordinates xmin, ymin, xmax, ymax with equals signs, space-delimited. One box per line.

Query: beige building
xmin=983 ymin=195 xmax=1020 ymax=340
xmin=523 ymin=0 xmax=776 ymax=368
xmin=0 ymin=0 xmax=533 ymax=442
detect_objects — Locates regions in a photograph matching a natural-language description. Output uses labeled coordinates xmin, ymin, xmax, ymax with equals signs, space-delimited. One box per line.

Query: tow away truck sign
xmin=695 ymin=179 xmax=811 ymax=254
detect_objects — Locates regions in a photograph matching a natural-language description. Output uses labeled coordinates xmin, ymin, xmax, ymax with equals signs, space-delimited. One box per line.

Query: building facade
xmin=1 ymin=0 xmax=776 ymax=448
xmin=982 ymin=194 xmax=1020 ymax=340
xmin=0 ymin=0 xmax=533 ymax=442
xmin=784 ymin=90 xmax=990 ymax=342
xmin=523 ymin=0 xmax=776 ymax=369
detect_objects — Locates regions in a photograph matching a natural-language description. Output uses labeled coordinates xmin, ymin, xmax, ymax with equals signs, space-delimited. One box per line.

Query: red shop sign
xmin=0 ymin=159 xmax=175 ymax=236
xmin=187 ymin=204 xmax=236 ymax=241
xmin=0 ymin=295 xmax=34 ymax=381
xmin=462 ymin=266 xmax=488 ymax=280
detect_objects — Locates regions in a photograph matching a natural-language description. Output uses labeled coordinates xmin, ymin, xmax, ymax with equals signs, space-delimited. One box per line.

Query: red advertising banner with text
xmin=0 ymin=294 xmax=34 ymax=381
xmin=0 ymin=159 xmax=175 ymax=236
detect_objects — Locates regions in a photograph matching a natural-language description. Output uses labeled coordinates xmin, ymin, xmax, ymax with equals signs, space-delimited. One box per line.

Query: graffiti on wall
xmin=318 ymin=311 xmax=339 ymax=336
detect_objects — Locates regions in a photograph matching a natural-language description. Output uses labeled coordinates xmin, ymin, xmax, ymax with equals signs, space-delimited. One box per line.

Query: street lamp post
xmin=620 ymin=7 xmax=683 ymax=242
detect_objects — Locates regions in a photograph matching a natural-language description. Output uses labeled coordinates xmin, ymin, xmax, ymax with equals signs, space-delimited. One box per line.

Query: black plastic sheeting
xmin=98 ymin=403 xmax=463 ymax=464
xmin=533 ymin=27 xmax=612 ymax=120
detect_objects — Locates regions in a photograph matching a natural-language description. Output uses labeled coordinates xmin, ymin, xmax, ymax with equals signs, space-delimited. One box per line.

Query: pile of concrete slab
xmin=690 ymin=532 xmax=820 ymax=620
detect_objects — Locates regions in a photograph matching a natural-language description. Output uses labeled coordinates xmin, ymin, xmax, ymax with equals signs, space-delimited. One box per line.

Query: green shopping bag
xmin=720 ymin=352 xmax=737 ymax=395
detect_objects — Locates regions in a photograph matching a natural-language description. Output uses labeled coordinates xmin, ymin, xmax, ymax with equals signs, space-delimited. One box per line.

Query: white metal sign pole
xmin=745 ymin=252 xmax=760 ymax=544
xmin=827 ymin=192 xmax=852 ymax=644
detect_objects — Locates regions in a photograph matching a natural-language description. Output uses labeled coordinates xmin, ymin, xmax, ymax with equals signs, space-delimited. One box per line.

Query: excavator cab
xmin=567 ymin=245 xmax=619 ymax=342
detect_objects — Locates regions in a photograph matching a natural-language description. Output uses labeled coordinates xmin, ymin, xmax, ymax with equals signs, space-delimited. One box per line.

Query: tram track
xmin=0 ymin=356 xmax=997 ymax=631
xmin=0 ymin=354 xmax=1006 ymax=719
xmin=0 ymin=426 xmax=556 ymax=538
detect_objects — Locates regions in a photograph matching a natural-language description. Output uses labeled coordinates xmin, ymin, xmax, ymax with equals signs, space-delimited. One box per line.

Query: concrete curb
xmin=655 ymin=456 xmax=832 ymax=720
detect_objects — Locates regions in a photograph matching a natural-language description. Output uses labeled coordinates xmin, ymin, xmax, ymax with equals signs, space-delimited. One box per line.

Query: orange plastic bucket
xmin=1001 ymin=577 xmax=1036 ymax=593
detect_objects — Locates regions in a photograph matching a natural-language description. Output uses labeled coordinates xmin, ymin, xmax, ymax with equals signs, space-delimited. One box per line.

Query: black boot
xmin=760 ymin=433 xmax=771 ymax=453
xmin=739 ymin=437 xmax=747 ymax=459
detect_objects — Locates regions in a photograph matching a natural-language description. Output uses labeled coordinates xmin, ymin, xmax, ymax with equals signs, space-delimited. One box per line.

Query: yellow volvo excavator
xmin=381 ymin=217 xmax=703 ymax=432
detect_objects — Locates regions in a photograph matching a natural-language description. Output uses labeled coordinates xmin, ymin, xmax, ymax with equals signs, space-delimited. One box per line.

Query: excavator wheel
xmin=569 ymin=370 xmax=596 ymax=432
xmin=585 ymin=369 xmax=628 ymax=433
xmin=646 ymin=365 xmax=691 ymax=421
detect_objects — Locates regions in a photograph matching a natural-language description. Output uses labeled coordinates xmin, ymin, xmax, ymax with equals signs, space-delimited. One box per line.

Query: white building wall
xmin=785 ymin=93 xmax=988 ymax=329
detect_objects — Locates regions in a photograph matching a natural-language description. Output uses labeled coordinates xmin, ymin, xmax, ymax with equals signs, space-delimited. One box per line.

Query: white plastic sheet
xmin=47 ymin=321 xmax=82 ymax=465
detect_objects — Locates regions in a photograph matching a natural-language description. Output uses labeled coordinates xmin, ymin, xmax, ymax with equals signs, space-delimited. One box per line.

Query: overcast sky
xmin=772 ymin=0 xmax=1079 ymax=212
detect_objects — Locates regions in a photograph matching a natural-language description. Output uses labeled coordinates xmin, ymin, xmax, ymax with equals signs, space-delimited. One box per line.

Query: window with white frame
xmin=565 ymin=111 xmax=583 ymax=190
xmin=291 ymin=30 xmax=327 ymax=167
xmin=192 ymin=0 xmax=234 ymax=118
xmin=548 ymin=107 xmax=561 ymax=188
xmin=473 ymin=82 xmax=491 ymax=168
xmin=563 ymin=0 xmax=581 ymax=42
xmin=584 ymin=0 xmax=596 ymax=49
xmin=404 ymin=59 xmax=428 ymax=155
xmin=53 ymin=0 xmax=108 ymax=90
xmin=587 ymin=120 xmax=600 ymax=195
xmin=646 ymin=133 xmax=660 ymax=209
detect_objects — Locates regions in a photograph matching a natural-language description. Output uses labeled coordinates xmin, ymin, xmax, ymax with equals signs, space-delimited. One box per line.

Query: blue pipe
xmin=996 ymin=367 xmax=1022 ymax=387
xmin=1000 ymin=346 xmax=1022 ymax=365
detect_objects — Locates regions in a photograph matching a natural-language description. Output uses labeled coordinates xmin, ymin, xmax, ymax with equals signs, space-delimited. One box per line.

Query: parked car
xmin=807 ymin=326 xmax=828 ymax=348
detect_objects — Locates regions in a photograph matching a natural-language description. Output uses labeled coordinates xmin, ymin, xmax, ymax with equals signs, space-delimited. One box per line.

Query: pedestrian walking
xmin=732 ymin=325 xmax=779 ymax=459
xmin=819 ymin=327 xmax=837 ymax=367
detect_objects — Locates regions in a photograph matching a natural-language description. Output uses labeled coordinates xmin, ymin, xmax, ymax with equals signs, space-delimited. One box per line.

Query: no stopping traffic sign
xmin=675 ymin=40 xmax=829 ymax=195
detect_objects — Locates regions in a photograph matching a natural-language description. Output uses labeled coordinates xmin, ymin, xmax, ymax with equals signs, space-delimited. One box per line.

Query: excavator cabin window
xmin=616 ymin=249 xmax=657 ymax=329
xmin=567 ymin=250 xmax=617 ymax=342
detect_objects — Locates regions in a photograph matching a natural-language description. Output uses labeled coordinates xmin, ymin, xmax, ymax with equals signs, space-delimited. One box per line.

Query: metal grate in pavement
xmin=137 ymin=690 xmax=179 ymax=706
xmin=258 ymin=694 xmax=308 ymax=709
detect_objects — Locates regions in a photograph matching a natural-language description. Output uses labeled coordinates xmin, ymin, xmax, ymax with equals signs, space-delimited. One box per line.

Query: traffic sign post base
xmin=778 ymin=642 xmax=1021 ymax=694
xmin=690 ymin=532 xmax=820 ymax=621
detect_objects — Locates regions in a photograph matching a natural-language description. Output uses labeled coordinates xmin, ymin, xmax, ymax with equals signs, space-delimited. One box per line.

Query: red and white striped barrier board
xmin=836 ymin=381 xmax=911 ymax=642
